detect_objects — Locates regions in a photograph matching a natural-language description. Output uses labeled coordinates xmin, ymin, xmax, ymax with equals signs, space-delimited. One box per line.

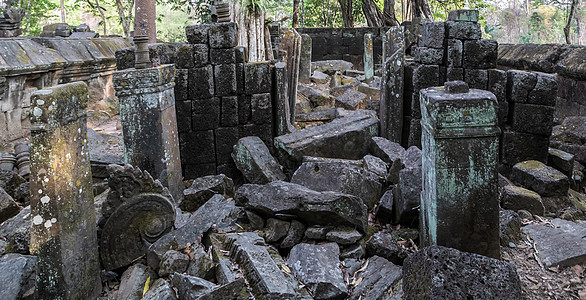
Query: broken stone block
xmin=197 ymin=278 xmax=249 ymax=300
xmin=186 ymin=244 xmax=215 ymax=281
xmin=500 ymin=210 xmax=522 ymax=247
xmin=511 ymin=160 xmax=570 ymax=197
xmin=349 ymin=256 xmax=402 ymax=300
xmin=312 ymin=60 xmax=354 ymax=75
xmin=463 ymin=39 xmax=498 ymax=69
xmin=523 ymin=218 xmax=586 ymax=267
xmin=208 ymin=22 xmax=238 ymax=48
xmin=280 ymin=219 xmax=306 ymax=249
xmin=414 ymin=47 xmax=444 ymax=65
xmin=118 ymin=264 xmax=157 ymax=300
xmin=287 ymin=243 xmax=348 ymax=299
xmin=510 ymin=103 xmax=554 ymax=136
xmin=186 ymin=24 xmax=210 ymax=44
xmin=340 ymin=243 xmax=365 ymax=260
xmin=548 ymin=148 xmax=574 ymax=176
xmin=188 ymin=66 xmax=215 ymax=99
xmin=488 ymin=68 xmax=507 ymax=111
xmin=0 ymin=205 xmax=30 ymax=253
xmin=175 ymin=43 xmax=195 ymax=69
xmin=335 ymin=88 xmax=368 ymax=110
xmin=214 ymin=64 xmax=237 ymax=96
xmin=448 ymin=9 xmax=479 ymax=22
xmin=506 ymin=70 xmax=538 ymax=103
xmin=0 ymin=254 xmax=36 ymax=300
xmin=370 ymin=136 xmax=406 ymax=165
xmin=394 ymin=167 xmax=422 ymax=226
xmin=274 ymin=110 xmax=378 ymax=170
xmin=143 ymin=278 xmax=177 ymax=300
xmin=225 ymin=232 xmax=297 ymax=298
xmin=527 ymin=72 xmax=558 ymax=106
xmin=210 ymin=48 xmax=236 ymax=65
xmin=501 ymin=185 xmax=545 ymax=216
xmin=403 ymin=245 xmax=522 ymax=299
xmin=251 ymin=93 xmax=272 ymax=125
xmin=219 ymin=96 xmax=238 ymax=127
xmin=446 ymin=21 xmax=482 ymax=40
xmin=421 ymin=21 xmax=445 ymax=49
xmin=325 ymin=227 xmax=363 ymax=245
xmin=181 ymin=174 xmax=235 ymax=212
xmin=366 ymin=230 xmax=408 ymax=265
xmin=236 ymin=181 xmax=368 ymax=232
xmin=0 ymin=170 xmax=26 ymax=200
xmin=264 ymin=218 xmax=290 ymax=243
xmin=311 ymin=70 xmax=329 ymax=84
xmin=171 ymin=273 xmax=215 ymax=299
xmin=291 ymin=158 xmax=382 ymax=209
xmin=208 ymin=234 xmax=237 ymax=285
xmin=464 ymin=68 xmax=488 ymax=89
xmin=245 ymin=62 xmax=272 ymax=94
xmin=501 ymin=131 xmax=549 ymax=166
xmin=0 ymin=187 xmax=19 ymax=223
xmin=445 ymin=39 xmax=463 ymax=67
xmin=305 ymin=225 xmax=330 ymax=240
xmin=159 ymin=250 xmax=190 ymax=277
xmin=550 ymin=116 xmax=586 ymax=165
xmin=446 ymin=67 xmax=464 ymax=81
xmin=232 ymin=136 xmax=287 ymax=184
xmin=375 ymin=189 xmax=394 ymax=223
xmin=363 ymin=155 xmax=388 ymax=179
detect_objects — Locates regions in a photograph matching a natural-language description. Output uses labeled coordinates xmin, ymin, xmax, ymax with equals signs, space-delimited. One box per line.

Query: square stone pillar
xmin=299 ymin=34 xmax=312 ymax=84
xmin=113 ymin=64 xmax=183 ymax=201
xmin=420 ymin=81 xmax=500 ymax=259
xmin=363 ymin=33 xmax=374 ymax=83
xmin=379 ymin=26 xmax=405 ymax=143
xmin=29 ymin=82 xmax=101 ymax=299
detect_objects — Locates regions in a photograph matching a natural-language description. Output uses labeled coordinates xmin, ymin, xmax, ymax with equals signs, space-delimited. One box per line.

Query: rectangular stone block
xmin=214 ymin=64 xmax=237 ymax=96
xmin=242 ymin=123 xmax=274 ymax=150
xmin=413 ymin=64 xmax=440 ymax=93
xmin=235 ymin=46 xmax=247 ymax=63
xmin=511 ymin=103 xmax=555 ymax=136
xmin=251 ymin=93 xmax=272 ymax=125
xmin=186 ymin=24 xmax=210 ymax=44
xmin=506 ymin=70 xmax=538 ymax=103
xmin=189 ymin=66 xmax=214 ymax=99
xmin=192 ymin=97 xmax=220 ymax=131
xmin=448 ymin=9 xmax=480 ymax=22
xmin=464 ymin=69 xmax=488 ymax=90
xmin=446 ymin=21 xmax=481 ymax=40
xmin=527 ymin=72 xmax=558 ymax=106
xmin=379 ymin=26 xmax=405 ymax=143
xmin=215 ymin=127 xmax=239 ymax=164
xmin=236 ymin=63 xmax=245 ymax=94
xmin=498 ymin=100 xmax=509 ymax=128
xmin=407 ymin=117 xmax=422 ymax=148
xmin=184 ymin=163 xmax=216 ymax=180
xmin=238 ymin=95 xmax=251 ymax=124
xmin=208 ymin=23 xmax=238 ymax=49
xmin=245 ymin=62 xmax=272 ymax=94
xmin=463 ymin=39 xmax=498 ymax=69
xmin=221 ymin=96 xmax=238 ymax=127
xmin=501 ymin=131 xmax=549 ymax=166
xmin=421 ymin=21 xmax=446 ymax=49
xmin=180 ymin=130 xmax=216 ymax=165
xmin=210 ymin=48 xmax=236 ymax=65
xmin=446 ymin=67 xmax=464 ymax=82
xmin=488 ymin=69 xmax=507 ymax=104
xmin=175 ymin=44 xmax=195 ymax=69
xmin=176 ymin=100 xmax=191 ymax=133
xmin=193 ymin=44 xmax=209 ymax=67
xmin=446 ymin=39 xmax=463 ymax=67
xmin=414 ymin=47 xmax=444 ymax=65
xmin=174 ymin=69 xmax=189 ymax=101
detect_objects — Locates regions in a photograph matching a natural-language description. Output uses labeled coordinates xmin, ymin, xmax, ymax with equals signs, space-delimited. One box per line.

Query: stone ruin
xmin=0 ymin=8 xmax=585 ymax=300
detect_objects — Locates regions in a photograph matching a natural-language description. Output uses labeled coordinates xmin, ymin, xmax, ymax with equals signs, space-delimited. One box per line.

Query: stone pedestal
xmin=113 ymin=64 xmax=183 ymax=201
xmin=379 ymin=26 xmax=405 ymax=143
xmin=420 ymin=81 xmax=500 ymax=259
xmin=29 ymin=82 xmax=101 ymax=299
xmin=363 ymin=33 xmax=374 ymax=83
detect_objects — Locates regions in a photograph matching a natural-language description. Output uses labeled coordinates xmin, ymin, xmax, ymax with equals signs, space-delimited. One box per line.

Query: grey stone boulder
xmin=236 ymin=181 xmax=368 ymax=232
xmin=232 ymin=136 xmax=287 ymax=184
xmin=325 ymin=227 xmax=363 ymax=245
xmin=550 ymin=116 xmax=586 ymax=165
xmin=0 ymin=170 xmax=26 ymax=199
xmin=0 ymin=206 xmax=30 ymax=254
xmin=366 ymin=230 xmax=409 ymax=265
xmin=548 ymin=148 xmax=574 ymax=176
xmin=363 ymin=155 xmax=388 ymax=179
xmin=159 ymin=250 xmax=190 ymax=277
xmin=264 ymin=218 xmax=290 ymax=243
xmin=280 ymin=219 xmax=306 ymax=249
xmin=180 ymin=174 xmax=234 ymax=212
xmin=394 ymin=167 xmax=422 ymax=226
xmin=523 ymin=218 xmax=586 ymax=267
xmin=143 ymin=279 xmax=177 ymax=300
xmin=312 ymin=60 xmax=354 ymax=75
xmin=311 ymin=70 xmax=330 ymax=84
xmin=298 ymin=85 xmax=333 ymax=107
xmin=186 ymin=244 xmax=215 ymax=281
xmin=501 ymin=185 xmax=545 ymax=216
xmin=375 ymin=189 xmax=394 ymax=223
xmin=291 ymin=158 xmax=382 ymax=209
xmin=196 ymin=278 xmax=248 ymax=300
xmin=118 ymin=264 xmax=157 ymax=300
xmin=511 ymin=160 xmax=569 ymax=197
xmin=171 ymin=273 xmax=216 ymax=300
xmin=0 ymin=187 xmax=19 ymax=223
xmin=335 ymin=89 xmax=368 ymax=110
xmin=0 ymin=254 xmax=36 ymax=300
xmin=349 ymin=256 xmax=402 ymax=300
xmin=499 ymin=210 xmax=522 ymax=247
xmin=403 ymin=245 xmax=522 ymax=300
xmin=287 ymin=243 xmax=348 ymax=299
xmin=305 ymin=225 xmax=331 ymax=240
xmin=340 ymin=243 xmax=366 ymax=260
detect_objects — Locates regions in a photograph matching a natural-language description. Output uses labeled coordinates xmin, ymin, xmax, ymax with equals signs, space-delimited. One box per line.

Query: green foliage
xmin=17 ymin=0 xmax=58 ymax=35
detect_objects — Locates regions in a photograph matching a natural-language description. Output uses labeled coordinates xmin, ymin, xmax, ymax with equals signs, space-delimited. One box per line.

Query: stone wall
xmin=498 ymin=43 xmax=586 ymax=121
xmin=296 ymin=27 xmax=389 ymax=69
xmin=0 ymin=37 xmax=131 ymax=143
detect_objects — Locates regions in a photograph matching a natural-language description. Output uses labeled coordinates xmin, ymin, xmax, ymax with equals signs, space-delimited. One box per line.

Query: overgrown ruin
xmin=1 ymin=8 xmax=586 ymax=300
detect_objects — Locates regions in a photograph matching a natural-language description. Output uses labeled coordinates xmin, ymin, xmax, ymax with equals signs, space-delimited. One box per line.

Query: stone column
xmin=134 ymin=0 xmax=156 ymax=43
xmin=113 ymin=64 xmax=183 ymax=201
xmin=420 ymin=81 xmax=500 ymax=259
xmin=379 ymin=26 xmax=405 ymax=143
xmin=299 ymin=34 xmax=312 ymax=84
xmin=279 ymin=28 xmax=301 ymax=125
xmin=363 ymin=33 xmax=374 ymax=83
xmin=274 ymin=61 xmax=294 ymax=136
xmin=29 ymin=82 xmax=101 ymax=299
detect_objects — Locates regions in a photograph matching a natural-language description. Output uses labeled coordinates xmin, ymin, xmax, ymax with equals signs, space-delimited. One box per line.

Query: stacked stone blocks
xmin=177 ymin=23 xmax=277 ymax=180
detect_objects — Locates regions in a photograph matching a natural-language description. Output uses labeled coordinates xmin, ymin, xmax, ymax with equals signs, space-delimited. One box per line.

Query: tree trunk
xmin=134 ymin=0 xmax=156 ymax=42
xmin=411 ymin=0 xmax=432 ymax=21
xmin=338 ymin=0 xmax=354 ymax=28
xmin=383 ymin=0 xmax=399 ymax=26
xmin=231 ymin=2 xmax=268 ymax=62
xmin=95 ymin=0 xmax=107 ymax=35
xmin=115 ymin=0 xmax=130 ymax=37
xmin=564 ymin=0 xmax=578 ymax=44
xmin=361 ymin=0 xmax=383 ymax=27
xmin=292 ymin=0 xmax=300 ymax=28
xmin=60 ymin=0 xmax=65 ymax=23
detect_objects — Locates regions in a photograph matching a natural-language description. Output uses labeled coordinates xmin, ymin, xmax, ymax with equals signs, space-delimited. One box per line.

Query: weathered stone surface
xmin=214 ymin=64 xmax=237 ymax=96
xmin=366 ymin=230 xmax=408 ymax=265
xmin=280 ymin=219 xmax=306 ymax=249
xmin=186 ymin=24 xmax=210 ymax=44
xmin=523 ymin=218 xmax=586 ymax=267
xmin=394 ymin=167 xmax=422 ymax=226
xmin=245 ymin=62 xmax=272 ymax=94
xmin=172 ymin=273 xmax=215 ymax=299
xmin=370 ymin=136 xmax=405 ymax=165
xmin=421 ymin=22 xmax=445 ymax=49
xmin=305 ymin=225 xmax=330 ymax=240
xmin=0 ymin=205 xmax=29 ymax=240
xmin=403 ymin=246 xmax=522 ymax=300
xmin=335 ymin=88 xmax=368 ymax=110
xmin=181 ymin=174 xmax=234 ymax=212
xmin=363 ymin=154 xmax=387 ymax=179
xmin=287 ymin=243 xmax=348 ymax=299
xmin=325 ymin=227 xmax=363 ymax=245
xmin=507 ymin=70 xmax=538 ymax=103
xmin=225 ymin=232 xmax=297 ymax=298
xmin=236 ymin=181 xmax=368 ymax=232
xmin=299 ymin=34 xmax=312 ymax=83
xmin=210 ymin=48 xmax=236 ymax=65
xmin=208 ymin=23 xmax=238 ymax=48
xmin=264 ymin=218 xmax=290 ymax=243
xmin=0 ymin=254 xmax=36 ymax=300
xmin=186 ymin=244 xmax=215 ymax=281
xmin=511 ymin=160 xmax=570 ymax=197
xmin=291 ymin=158 xmax=382 ymax=209
xmin=499 ymin=210 xmax=522 ymax=247
xmin=274 ymin=110 xmax=379 ymax=170
xmin=100 ymin=164 xmax=175 ymax=271
xmin=232 ymin=136 xmax=287 ymax=184
xmin=501 ymin=131 xmax=549 ymax=166
xmin=0 ymin=187 xmax=19 ymax=223
xmin=527 ymin=72 xmax=558 ymax=106
xmin=340 ymin=242 xmax=365 ymax=260
xmin=548 ymin=148 xmax=574 ymax=176
xmin=501 ymin=185 xmax=545 ymax=216
xmin=159 ymin=250 xmax=190 ymax=277
xmin=188 ymin=66 xmax=215 ymax=99
xmin=311 ymin=70 xmax=329 ymax=84
xmin=118 ymin=264 xmax=157 ymax=300
xmin=143 ymin=278 xmax=177 ymax=300
xmin=197 ymin=278 xmax=248 ymax=300
xmin=29 ymin=82 xmax=101 ymax=299
xmin=463 ymin=39 xmax=497 ymax=69
xmin=375 ymin=189 xmax=394 ymax=223
xmin=349 ymin=256 xmax=402 ymax=300
xmin=446 ymin=21 xmax=481 ymax=40
xmin=510 ymin=103 xmax=554 ymax=136
xmin=550 ymin=116 xmax=586 ymax=165
xmin=312 ymin=60 xmax=354 ymax=75
xmin=0 ymin=170 xmax=26 ymax=200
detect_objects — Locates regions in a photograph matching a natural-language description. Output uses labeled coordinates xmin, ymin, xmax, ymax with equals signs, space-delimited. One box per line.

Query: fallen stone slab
xmin=548 ymin=148 xmax=574 ymax=176
xmin=335 ymin=89 xmax=368 ymax=110
xmin=349 ymin=256 xmax=402 ymax=300
xmin=295 ymin=108 xmax=338 ymax=122
xmin=236 ymin=181 xmax=368 ymax=232
xmin=366 ymin=230 xmax=409 ymax=265
xmin=291 ymin=158 xmax=382 ymax=209
xmin=197 ymin=278 xmax=248 ymax=300
xmin=143 ymin=278 xmax=177 ymax=300
xmin=186 ymin=244 xmax=215 ymax=281
xmin=325 ymin=227 xmax=363 ymax=245
xmin=298 ymin=85 xmax=333 ymax=107
xmin=180 ymin=174 xmax=234 ymax=212
xmin=0 ymin=253 xmax=36 ymax=300
xmin=523 ymin=218 xmax=586 ymax=267
xmin=403 ymin=245 xmax=522 ymax=300
xmin=311 ymin=70 xmax=330 ymax=84
xmin=394 ymin=167 xmax=422 ymax=226
xmin=501 ymin=185 xmax=545 ymax=216
xmin=225 ymin=232 xmax=297 ymax=299
xmin=287 ymin=243 xmax=348 ymax=300
xmin=511 ymin=160 xmax=570 ymax=197
xmin=0 ymin=187 xmax=19 ymax=223
xmin=171 ymin=273 xmax=216 ymax=300
xmin=312 ymin=60 xmax=354 ymax=75
xmin=118 ymin=264 xmax=157 ymax=300
xmin=232 ymin=136 xmax=287 ymax=184
xmin=274 ymin=110 xmax=378 ymax=171
xmin=159 ymin=250 xmax=190 ymax=277
xmin=550 ymin=116 xmax=586 ymax=165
